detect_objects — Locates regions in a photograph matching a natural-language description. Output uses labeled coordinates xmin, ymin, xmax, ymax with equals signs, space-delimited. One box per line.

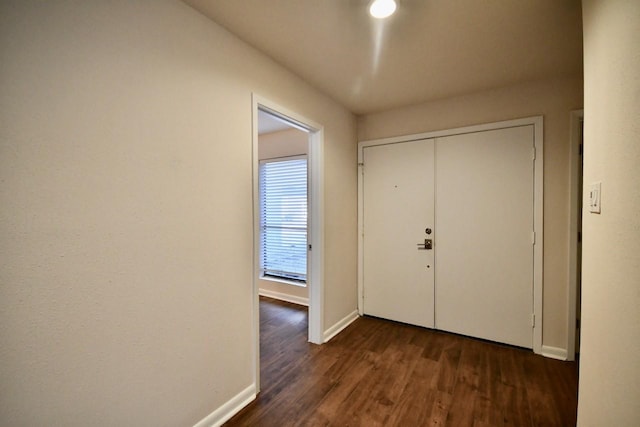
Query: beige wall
xmin=258 ymin=128 xmax=309 ymax=301
xmin=358 ymin=76 xmax=584 ymax=351
xmin=0 ymin=1 xmax=357 ymax=425
xmin=578 ymin=1 xmax=640 ymax=425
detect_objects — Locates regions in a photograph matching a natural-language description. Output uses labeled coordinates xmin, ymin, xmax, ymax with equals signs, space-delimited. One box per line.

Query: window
xmin=259 ymin=156 xmax=308 ymax=284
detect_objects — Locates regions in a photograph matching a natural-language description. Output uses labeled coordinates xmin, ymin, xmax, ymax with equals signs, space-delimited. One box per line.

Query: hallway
xmin=226 ymin=297 xmax=578 ymax=426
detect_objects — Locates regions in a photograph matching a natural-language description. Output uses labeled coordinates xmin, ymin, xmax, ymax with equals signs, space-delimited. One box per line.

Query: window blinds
xmin=259 ymin=157 xmax=308 ymax=283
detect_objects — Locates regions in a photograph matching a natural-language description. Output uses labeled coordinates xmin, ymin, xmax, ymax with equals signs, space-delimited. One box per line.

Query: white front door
xmin=435 ymin=126 xmax=534 ymax=348
xmin=360 ymin=125 xmax=535 ymax=348
xmin=362 ymin=139 xmax=435 ymax=328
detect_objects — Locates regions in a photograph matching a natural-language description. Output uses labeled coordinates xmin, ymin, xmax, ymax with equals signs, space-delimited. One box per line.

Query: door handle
xmin=417 ymin=239 xmax=433 ymax=250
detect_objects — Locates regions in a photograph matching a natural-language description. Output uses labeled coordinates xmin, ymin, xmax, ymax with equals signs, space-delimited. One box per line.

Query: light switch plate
xmin=588 ymin=182 xmax=601 ymax=214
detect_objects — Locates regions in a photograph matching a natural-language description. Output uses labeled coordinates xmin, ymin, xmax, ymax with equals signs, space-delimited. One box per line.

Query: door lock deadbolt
xmin=417 ymin=239 xmax=433 ymax=250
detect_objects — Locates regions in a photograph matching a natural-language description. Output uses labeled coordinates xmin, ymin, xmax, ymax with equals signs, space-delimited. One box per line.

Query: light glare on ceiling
xmin=369 ymin=0 xmax=397 ymax=19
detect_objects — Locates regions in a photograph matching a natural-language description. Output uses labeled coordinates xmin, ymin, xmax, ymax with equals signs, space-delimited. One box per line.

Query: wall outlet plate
xmin=588 ymin=182 xmax=601 ymax=214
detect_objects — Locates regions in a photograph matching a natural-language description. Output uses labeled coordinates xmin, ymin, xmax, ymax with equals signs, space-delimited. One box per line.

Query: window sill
xmin=260 ymin=275 xmax=307 ymax=288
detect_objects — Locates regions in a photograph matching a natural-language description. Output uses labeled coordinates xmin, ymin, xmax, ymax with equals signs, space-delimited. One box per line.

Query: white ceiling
xmin=183 ymin=0 xmax=583 ymax=115
xmin=258 ymin=110 xmax=294 ymax=134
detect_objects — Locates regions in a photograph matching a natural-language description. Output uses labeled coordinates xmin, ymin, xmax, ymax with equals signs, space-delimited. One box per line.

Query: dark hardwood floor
xmin=225 ymin=297 xmax=578 ymax=426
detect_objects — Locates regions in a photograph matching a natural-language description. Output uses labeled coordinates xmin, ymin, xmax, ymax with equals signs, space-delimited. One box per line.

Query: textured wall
xmin=578 ymin=1 xmax=640 ymax=425
xmin=0 ymin=1 xmax=357 ymax=425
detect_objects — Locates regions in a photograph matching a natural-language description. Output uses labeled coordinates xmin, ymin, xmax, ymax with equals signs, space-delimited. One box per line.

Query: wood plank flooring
xmin=225 ymin=297 xmax=578 ymax=426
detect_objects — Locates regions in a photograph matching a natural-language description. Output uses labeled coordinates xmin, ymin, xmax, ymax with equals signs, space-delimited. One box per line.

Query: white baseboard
xmin=193 ymin=384 xmax=256 ymax=427
xmin=541 ymin=345 xmax=568 ymax=361
xmin=259 ymin=289 xmax=309 ymax=306
xmin=323 ymin=310 xmax=359 ymax=343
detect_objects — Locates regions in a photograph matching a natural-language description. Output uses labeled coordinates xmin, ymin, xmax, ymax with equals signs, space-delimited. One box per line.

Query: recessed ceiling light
xmin=369 ymin=0 xmax=397 ymax=19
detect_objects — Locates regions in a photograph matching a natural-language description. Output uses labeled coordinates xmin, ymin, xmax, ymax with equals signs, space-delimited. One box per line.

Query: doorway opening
xmin=252 ymin=95 xmax=324 ymax=392
xmin=258 ymin=110 xmax=310 ymax=299
xmin=568 ymin=110 xmax=584 ymax=360
xmin=357 ymin=117 xmax=544 ymax=354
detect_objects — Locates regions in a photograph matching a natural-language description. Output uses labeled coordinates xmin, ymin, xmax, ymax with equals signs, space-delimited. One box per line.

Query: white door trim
xmin=567 ymin=109 xmax=584 ymax=361
xmin=358 ymin=116 xmax=544 ymax=355
xmin=252 ymin=95 xmax=325 ymax=393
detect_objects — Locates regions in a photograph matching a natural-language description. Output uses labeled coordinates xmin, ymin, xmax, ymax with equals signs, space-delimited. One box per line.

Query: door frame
xmin=252 ymin=94 xmax=325 ymax=392
xmin=567 ymin=109 xmax=584 ymax=361
xmin=357 ymin=116 xmax=544 ymax=354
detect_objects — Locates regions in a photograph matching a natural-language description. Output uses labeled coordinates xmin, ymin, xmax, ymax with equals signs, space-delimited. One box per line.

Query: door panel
xmin=435 ymin=126 xmax=534 ymax=348
xmin=362 ymin=139 xmax=435 ymax=328
xmin=360 ymin=126 xmax=535 ymax=348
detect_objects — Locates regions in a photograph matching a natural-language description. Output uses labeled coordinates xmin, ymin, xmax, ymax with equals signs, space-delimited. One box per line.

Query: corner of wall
xmin=193 ymin=384 xmax=256 ymax=427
